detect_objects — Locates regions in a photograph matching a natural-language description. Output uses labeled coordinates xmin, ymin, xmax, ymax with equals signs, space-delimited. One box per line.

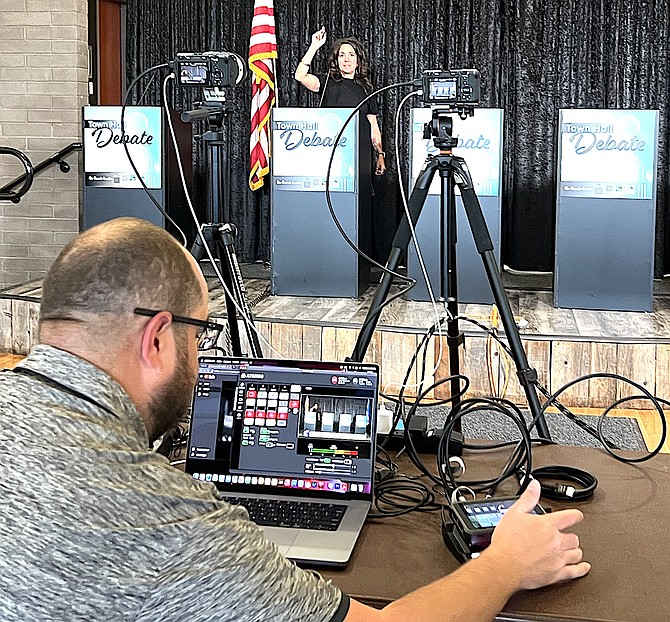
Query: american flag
xmin=248 ymin=0 xmax=278 ymax=191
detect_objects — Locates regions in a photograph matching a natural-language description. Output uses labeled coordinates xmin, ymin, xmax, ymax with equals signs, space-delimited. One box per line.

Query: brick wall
xmin=0 ymin=0 xmax=88 ymax=289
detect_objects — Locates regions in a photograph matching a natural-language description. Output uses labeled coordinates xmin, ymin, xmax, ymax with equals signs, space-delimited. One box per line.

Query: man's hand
xmin=487 ymin=479 xmax=591 ymax=591
xmin=344 ymin=480 xmax=590 ymax=622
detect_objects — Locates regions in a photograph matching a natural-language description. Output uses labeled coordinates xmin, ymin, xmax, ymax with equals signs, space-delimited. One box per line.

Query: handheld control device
xmin=443 ymin=496 xmax=545 ymax=562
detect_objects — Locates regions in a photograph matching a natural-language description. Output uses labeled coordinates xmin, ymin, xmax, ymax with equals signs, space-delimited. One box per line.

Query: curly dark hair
xmin=327 ymin=36 xmax=374 ymax=95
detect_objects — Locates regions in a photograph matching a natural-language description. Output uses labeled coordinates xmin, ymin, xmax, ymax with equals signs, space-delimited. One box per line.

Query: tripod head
xmin=181 ymin=91 xmax=234 ymax=132
xmin=423 ymin=107 xmax=474 ymax=151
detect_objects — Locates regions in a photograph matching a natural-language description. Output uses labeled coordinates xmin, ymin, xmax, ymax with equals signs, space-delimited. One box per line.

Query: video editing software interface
xmin=186 ymin=357 xmax=379 ymax=498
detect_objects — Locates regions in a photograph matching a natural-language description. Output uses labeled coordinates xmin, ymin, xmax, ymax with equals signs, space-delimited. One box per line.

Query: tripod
xmin=183 ymin=94 xmax=263 ymax=359
xmin=181 ymin=93 xmax=235 ymax=223
xmin=190 ymin=223 xmax=263 ymax=357
xmin=350 ymin=108 xmax=551 ymax=440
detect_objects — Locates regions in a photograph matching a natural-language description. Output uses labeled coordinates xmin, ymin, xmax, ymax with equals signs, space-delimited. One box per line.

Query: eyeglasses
xmin=134 ymin=307 xmax=225 ymax=351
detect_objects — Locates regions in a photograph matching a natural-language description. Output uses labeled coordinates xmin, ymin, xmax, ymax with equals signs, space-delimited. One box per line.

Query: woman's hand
xmin=295 ymin=28 xmax=326 ymax=90
xmin=375 ymin=153 xmax=386 ymax=176
xmin=311 ymin=27 xmax=327 ymax=50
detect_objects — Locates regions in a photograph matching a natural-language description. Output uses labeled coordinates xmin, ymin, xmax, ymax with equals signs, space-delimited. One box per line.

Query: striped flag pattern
xmin=248 ymin=0 xmax=278 ymax=191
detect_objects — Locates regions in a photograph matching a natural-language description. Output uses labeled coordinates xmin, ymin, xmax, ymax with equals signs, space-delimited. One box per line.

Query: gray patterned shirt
xmin=0 ymin=345 xmax=348 ymax=621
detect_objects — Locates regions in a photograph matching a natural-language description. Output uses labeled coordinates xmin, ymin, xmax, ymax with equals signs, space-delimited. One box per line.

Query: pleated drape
xmin=127 ymin=0 xmax=670 ymax=275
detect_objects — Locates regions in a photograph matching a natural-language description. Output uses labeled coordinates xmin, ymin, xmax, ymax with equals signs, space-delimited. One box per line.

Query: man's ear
xmin=138 ymin=311 xmax=174 ymax=370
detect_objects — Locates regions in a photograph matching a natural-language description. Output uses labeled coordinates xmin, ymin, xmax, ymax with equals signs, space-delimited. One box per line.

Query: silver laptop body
xmin=185 ymin=356 xmax=379 ymax=567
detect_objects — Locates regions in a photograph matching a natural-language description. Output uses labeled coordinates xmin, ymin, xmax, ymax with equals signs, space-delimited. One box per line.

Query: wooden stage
xmin=2 ymin=267 xmax=670 ymax=410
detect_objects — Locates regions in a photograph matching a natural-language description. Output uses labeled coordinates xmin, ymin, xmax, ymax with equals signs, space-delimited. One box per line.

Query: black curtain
xmin=126 ymin=0 xmax=670 ymax=276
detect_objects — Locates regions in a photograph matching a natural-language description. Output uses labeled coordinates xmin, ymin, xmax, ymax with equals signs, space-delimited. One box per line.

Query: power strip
xmin=377 ymin=413 xmax=463 ymax=456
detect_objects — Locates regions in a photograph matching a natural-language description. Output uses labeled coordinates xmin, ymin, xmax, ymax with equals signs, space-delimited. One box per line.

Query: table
xmin=321 ymin=444 xmax=670 ymax=622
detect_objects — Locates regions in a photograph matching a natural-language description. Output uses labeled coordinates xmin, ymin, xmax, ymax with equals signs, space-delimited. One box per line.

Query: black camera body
xmin=174 ymin=52 xmax=246 ymax=88
xmin=420 ymin=69 xmax=480 ymax=107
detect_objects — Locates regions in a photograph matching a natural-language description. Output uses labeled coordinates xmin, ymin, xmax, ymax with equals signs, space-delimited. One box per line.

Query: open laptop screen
xmin=185 ymin=357 xmax=379 ymax=501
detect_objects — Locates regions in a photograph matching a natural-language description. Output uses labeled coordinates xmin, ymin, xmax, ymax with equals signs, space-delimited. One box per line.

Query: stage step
xmin=2 ymin=275 xmax=669 ymax=411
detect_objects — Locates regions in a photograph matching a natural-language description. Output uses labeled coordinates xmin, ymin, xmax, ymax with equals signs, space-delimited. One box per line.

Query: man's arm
xmin=342 ymin=480 xmax=590 ymax=622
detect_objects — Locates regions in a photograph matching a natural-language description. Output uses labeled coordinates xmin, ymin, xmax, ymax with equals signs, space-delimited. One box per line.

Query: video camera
xmin=173 ymin=52 xmax=247 ymax=88
xmin=417 ymin=69 xmax=480 ymax=107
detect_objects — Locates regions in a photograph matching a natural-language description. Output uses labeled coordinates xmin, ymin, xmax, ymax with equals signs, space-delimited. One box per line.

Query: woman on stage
xmin=294 ymin=27 xmax=386 ymax=176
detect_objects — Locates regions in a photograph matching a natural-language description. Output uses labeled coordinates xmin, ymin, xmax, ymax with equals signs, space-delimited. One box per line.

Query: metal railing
xmin=0 ymin=142 xmax=82 ymax=203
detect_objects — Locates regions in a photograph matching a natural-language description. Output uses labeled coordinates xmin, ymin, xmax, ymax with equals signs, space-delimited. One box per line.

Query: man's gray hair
xmin=40 ymin=218 xmax=204 ymax=327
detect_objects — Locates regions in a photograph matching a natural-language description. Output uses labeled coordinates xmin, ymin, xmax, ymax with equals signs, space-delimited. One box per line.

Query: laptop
xmin=185 ymin=356 xmax=379 ymax=567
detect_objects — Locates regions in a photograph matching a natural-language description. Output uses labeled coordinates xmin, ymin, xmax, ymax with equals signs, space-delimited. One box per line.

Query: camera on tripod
xmin=418 ymin=69 xmax=480 ymax=107
xmin=173 ymin=52 xmax=247 ymax=88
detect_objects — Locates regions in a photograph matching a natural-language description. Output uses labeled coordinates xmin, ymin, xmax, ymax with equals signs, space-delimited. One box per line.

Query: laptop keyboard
xmin=226 ymin=497 xmax=347 ymax=531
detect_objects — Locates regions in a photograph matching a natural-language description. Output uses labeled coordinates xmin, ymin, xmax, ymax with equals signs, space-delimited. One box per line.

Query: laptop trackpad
xmin=261 ymin=526 xmax=300 ymax=556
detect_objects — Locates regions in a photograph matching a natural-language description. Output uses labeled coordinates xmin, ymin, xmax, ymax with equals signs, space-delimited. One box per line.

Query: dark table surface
xmin=320 ymin=444 xmax=670 ymax=622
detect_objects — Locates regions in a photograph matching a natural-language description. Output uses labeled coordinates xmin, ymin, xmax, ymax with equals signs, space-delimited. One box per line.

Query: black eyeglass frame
xmin=133 ymin=307 xmax=225 ymax=347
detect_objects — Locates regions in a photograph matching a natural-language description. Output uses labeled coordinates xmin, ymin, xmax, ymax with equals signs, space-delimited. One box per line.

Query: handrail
xmin=0 ymin=147 xmax=34 ymax=203
xmin=0 ymin=141 xmax=82 ymax=203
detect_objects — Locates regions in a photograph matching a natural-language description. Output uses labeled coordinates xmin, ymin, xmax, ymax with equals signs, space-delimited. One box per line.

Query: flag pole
xmin=274 ymin=57 xmax=280 ymax=108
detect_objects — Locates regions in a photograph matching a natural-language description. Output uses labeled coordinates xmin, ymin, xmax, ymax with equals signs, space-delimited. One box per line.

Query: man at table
xmin=0 ymin=217 xmax=589 ymax=621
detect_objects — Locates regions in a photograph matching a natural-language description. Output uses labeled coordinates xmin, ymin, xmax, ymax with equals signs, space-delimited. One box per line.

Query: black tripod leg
xmin=457 ymin=178 xmax=552 ymax=440
xmin=350 ymin=157 xmax=440 ymax=363
xmin=441 ymin=171 xmax=465 ymax=410
xmin=212 ymin=234 xmax=243 ymax=357
xmin=218 ymin=225 xmax=263 ymax=357
xmin=223 ymin=112 xmax=232 ymax=224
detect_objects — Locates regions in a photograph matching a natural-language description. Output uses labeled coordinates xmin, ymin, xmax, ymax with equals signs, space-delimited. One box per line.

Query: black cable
xmin=534 ymin=381 xmax=621 ymax=451
xmin=374 ymin=305 xmax=665 ymax=510
xmin=380 ymin=315 xmax=450 ymax=451
xmin=120 ymin=63 xmax=188 ymax=247
xmin=461 ymin=437 xmax=550 ymax=451
xmin=374 ymin=399 xmax=534 ymax=520
xmin=324 ymin=81 xmax=414 ymax=278
xmin=536 ymin=373 xmax=667 ymax=463
xmin=438 ymin=397 xmax=535 ymax=498
xmin=321 ymin=82 xmax=420 ymax=327
xmin=529 ymin=465 xmax=598 ymax=501
xmin=381 ymin=313 xmax=535 ymax=496
xmin=453 ymin=311 xmax=619 ymax=449
xmin=373 ymin=447 xmax=436 ymax=518
xmin=370 ymin=474 xmax=442 ymax=518
xmin=384 ymin=392 xmax=467 ymax=409
xmin=0 ymin=294 xmax=41 ymax=303
xmin=248 ymin=284 xmax=271 ymax=308
xmin=396 ymin=374 xmax=470 ymax=487
xmin=137 ymin=71 xmax=158 ymax=105
xmin=598 ymin=394 xmax=669 ymax=463
xmin=375 ymin=446 xmax=399 ymax=473
xmin=447 ymin=308 xmax=668 ymax=462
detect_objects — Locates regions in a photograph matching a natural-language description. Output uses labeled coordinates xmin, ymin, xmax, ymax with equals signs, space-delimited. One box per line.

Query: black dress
xmin=319 ymin=76 xmax=387 ymax=262
xmin=320 ymin=76 xmax=379 ymax=117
